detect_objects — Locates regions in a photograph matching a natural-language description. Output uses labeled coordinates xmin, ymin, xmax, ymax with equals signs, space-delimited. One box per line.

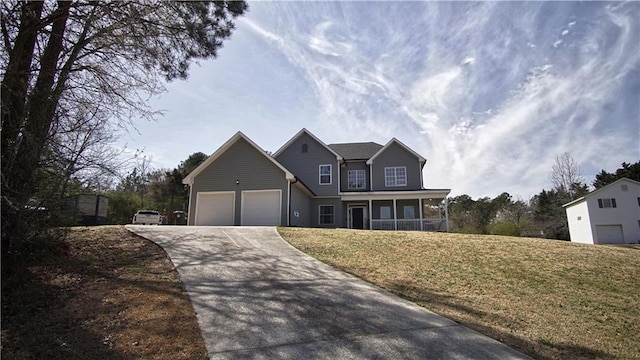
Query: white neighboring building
xmin=563 ymin=178 xmax=640 ymax=244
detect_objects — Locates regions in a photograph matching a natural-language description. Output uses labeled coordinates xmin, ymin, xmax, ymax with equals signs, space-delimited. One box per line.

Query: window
xmin=348 ymin=170 xmax=366 ymax=189
xmin=597 ymin=198 xmax=617 ymax=208
xmin=319 ymin=165 xmax=332 ymax=185
xmin=302 ymin=143 xmax=308 ymax=153
xmin=319 ymin=205 xmax=334 ymax=225
xmin=637 ymin=197 xmax=640 ymax=207
xmin=577 ymin=216 xmax=582 ymax=221
xmin=380 ymin=206 xmax=391 ymax=219
xmin=403 ymin=206 xmax=415 ymax=219
xmin=384 ymin=167 xmax=407 ymax=187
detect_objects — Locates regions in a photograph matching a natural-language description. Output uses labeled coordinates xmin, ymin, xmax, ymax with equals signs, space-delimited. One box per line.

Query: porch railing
xmin=370 ymin=219 xmax=447 ymax=231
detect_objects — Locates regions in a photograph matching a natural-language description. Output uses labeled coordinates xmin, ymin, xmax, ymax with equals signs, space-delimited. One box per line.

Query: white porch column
xmin=368 ymin=199 xmax=372 ymax=230
xmin=419 ymin=198 xmax=424 ymax=231
xmin=393 ymin=198 xmax=397 ymax=230
xmin=444 ymin=197 xmax=449 ymax=232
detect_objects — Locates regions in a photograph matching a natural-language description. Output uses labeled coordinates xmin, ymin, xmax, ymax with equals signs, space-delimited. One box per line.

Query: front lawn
xmin=279 ymin=228 xmax=639 ymax=360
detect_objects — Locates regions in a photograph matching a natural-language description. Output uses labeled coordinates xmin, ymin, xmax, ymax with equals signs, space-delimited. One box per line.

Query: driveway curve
xmin=126 ymin=225 xmax=530 ymax=359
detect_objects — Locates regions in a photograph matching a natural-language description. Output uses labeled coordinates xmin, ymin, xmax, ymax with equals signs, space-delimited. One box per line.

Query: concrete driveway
xmin=126 ymin=225 xmax=531 ymax=359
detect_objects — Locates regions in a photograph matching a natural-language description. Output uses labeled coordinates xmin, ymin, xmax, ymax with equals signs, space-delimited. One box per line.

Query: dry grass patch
xmin=279 ymin=227 xmax=639 ymax=360
xmin=1 ymin=225 xmax=207 ymax=360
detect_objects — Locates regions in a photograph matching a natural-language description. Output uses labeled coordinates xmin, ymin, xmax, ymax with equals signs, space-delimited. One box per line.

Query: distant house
xmin=182 ymin=129 xmax=450 ymax=230
xmin=563 ymin=178 xmax=640 ymax=244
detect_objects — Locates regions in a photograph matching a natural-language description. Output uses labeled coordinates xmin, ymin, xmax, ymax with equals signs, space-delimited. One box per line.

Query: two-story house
xmin=182 ymin=129 xmax=450 ymax=231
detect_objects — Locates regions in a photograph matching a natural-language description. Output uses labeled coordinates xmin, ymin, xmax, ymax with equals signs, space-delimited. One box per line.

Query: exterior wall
xmin=311 ymin=198 xmax=344 ymax=228
xmin=290 ymin=184 xmax=312 ymax=227
xmin=584 ymin=181 xmax=640 ymax=244
xmin=370 ymin=142 xmax=422 ymax=191
xmin=566 ymin=201 xmax=594 ymax=244
xmin=188 ymin=137 xmax=288 ymax=226
xmin=275 ymin=132 xmax=339 ymax=196
xmin=340 ymin=161 xmax=370 ymax=192
xmin=370 ymin=200 xmax=419 ymax=219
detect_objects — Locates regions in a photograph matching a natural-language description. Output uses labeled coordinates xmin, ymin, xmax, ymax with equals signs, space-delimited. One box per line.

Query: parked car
xmin=132 ymin=210 xmax=162 ymax=225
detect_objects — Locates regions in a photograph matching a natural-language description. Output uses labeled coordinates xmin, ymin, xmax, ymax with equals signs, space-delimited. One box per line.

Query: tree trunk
xmin=1 ymin=1 xmax=44 ymax=180
xmin=10 ymin=1 xmax=71 ymax=204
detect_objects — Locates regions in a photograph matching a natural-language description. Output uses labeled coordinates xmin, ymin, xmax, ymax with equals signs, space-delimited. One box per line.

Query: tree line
xmin=447 ymin=158 xmax=640 ymax=240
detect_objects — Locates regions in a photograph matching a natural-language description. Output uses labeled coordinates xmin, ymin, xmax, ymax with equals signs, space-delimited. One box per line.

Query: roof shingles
xmin=328 ymin=142 xmax=383 ymax=161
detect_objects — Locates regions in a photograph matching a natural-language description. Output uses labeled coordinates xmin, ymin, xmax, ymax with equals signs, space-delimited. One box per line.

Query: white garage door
xmin=195 ymin=192 xmax=235 ymax=226
xmin=596 ymin=225 xmax=624 ymax=244
xmin=241 ymin=190 xmax=281 ymax=226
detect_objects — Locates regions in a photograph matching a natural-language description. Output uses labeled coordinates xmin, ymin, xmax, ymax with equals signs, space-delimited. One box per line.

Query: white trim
xmin=366 ymin=138 xmax=426 ymax=165
xmin=273 ymin=128 xmax=343 ymax=160
xmin=188 ymin=184 xmax=193 ymax=225
xmin=183 ymin=131 xmax=295 ymax=185
xmin=347 ymin=169 xmax=366 ymax=190
xmin=240 ymin=189 xmax=282 ymax=226
xmin=319 ymin=164 xmax=332 ymax=185
xmin=195 ymin=191 xmax=235 ymax=226
xmin=347 ymin=203 xmax=367 ymax=229
xmin=384 ymin=166 xmax=407 ymax=187
xmin=287 ymin=180 xmax=291 ymax=227
xmin=563 ymin=178 xmax=640 ymax=208
xmin=318 ymin=204 xmax=335 ymax=225
xmin=340 ymin=189 xmax=451 ymax=201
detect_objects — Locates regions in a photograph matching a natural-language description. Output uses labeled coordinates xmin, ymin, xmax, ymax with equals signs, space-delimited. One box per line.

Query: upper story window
xmin=598 ymin=198 xmax=617 ymax=208
xmin=348 ymin=170 xmax=366 ymax=189
xmin=302 ymin=143 xmax=308 ymax=153
xmin=319 ymin=164 xmax=332 ymax=185
xmin=384 ymin=167 xmax=407 ymax=187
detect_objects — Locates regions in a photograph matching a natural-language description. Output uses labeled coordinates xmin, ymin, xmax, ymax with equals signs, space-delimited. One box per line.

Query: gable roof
xmin=366 ymin=138 xmax=426 ymax=165
xmin=562 ymin=177 xmax=640 ymax=208
xmin=272 ymin=128 xmax=343 ymax=161
xmin=328 ymin=142 xmax=383 ymax=161
xmin=182 ymin=131 xmax=295 ymax=185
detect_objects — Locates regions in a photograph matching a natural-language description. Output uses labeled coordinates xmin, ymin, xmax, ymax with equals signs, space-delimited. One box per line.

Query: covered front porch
xmin=341 ymin=190 xmax=450 ymax=232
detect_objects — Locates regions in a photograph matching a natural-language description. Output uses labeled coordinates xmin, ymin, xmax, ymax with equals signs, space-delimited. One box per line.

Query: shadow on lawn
xmin=385 ymin=281 xmax=615 ymax=360
xmin=1 ymin=262 xmax=128 ymax=360
xmin=1 ymin=227 xmax=206 ymax=360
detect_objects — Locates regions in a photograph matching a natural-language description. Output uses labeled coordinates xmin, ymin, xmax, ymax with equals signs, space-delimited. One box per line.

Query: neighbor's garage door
xmin=596 ymin=225 xmax=624 ymax=244
xmin=195 ymin=192 xmax=235 ymax=226
xmin=241 ymin=190 xmax=281 ymax=226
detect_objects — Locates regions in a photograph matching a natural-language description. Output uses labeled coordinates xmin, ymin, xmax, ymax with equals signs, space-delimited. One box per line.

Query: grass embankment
xmin=1 ymin=226 xmax=207 ymax=360
xmin=279 ymin=228 xmax=639 ymax=360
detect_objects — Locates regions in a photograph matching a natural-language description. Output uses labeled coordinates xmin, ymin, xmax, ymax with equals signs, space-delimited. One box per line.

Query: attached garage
xmin=195 ymin=192 xmax=235 ymax=226
xmin=241 ymin=190 xmax=282 ymax=226
xmin=595 ymin=225 xmax=624 ymax=244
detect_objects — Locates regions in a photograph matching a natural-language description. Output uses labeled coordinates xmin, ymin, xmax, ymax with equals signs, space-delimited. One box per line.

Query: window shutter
xmin=611 ymin=198 xmax=617 ymax=208
xmin=598 ymin=199 xmax=603 ymax=208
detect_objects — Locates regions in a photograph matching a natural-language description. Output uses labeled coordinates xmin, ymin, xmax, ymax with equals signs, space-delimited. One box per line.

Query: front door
xmin=352 ymin=207 xmax=364 ymax=229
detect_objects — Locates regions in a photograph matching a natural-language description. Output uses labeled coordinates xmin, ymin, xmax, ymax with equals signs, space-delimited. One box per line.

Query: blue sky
xmin=117 ymin=1 xmax=639 ymax=199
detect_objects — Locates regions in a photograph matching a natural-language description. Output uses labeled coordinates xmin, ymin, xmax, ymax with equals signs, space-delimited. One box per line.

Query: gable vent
xmin=621 ymin=184 xmax=628 ymax=191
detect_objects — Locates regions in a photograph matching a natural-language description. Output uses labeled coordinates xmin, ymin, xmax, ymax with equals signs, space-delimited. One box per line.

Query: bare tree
xmin=549 ymin=152 xmax=584 ymax=199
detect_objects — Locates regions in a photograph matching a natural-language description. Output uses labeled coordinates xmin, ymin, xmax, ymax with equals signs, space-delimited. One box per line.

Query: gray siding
xmin=188 ymin=137 xmax=288 ymax=225
xmin=371 ymin=142 xmax=422 ymax=191
xmin=311 ymin=198 xmax=344 ymax=228
xmin=275 ymin=132 xmax=339 ymax=196
xmin=371 ymin=199 xmax=420 ymax=219
xmin=340 ymin=161 xmax=370 ymax=192
xmin=290 ymin=184 xmax=312 ymax=227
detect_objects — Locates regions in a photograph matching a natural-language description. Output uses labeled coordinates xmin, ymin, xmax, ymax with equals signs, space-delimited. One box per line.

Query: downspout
xmin=287 ymin=179 xmax=293 ymax=227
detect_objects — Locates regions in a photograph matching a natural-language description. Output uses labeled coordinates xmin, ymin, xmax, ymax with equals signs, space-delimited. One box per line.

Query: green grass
xmin=278 ymin=228 xmax=640 ymax=360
